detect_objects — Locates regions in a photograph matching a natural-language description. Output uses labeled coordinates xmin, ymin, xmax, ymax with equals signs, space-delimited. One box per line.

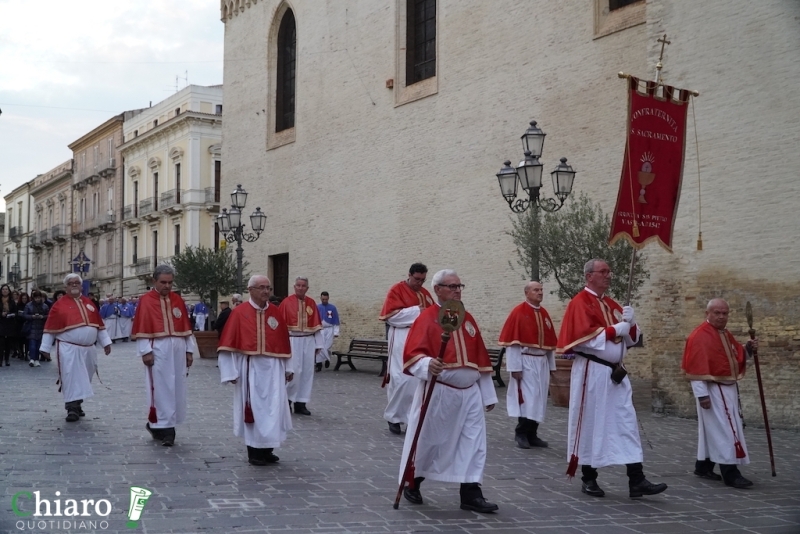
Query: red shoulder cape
xmin=218 ymin=301 xmax=291 ymax=357
xmin=498 ymin=302 xmax=557 ymax=350
xmin=279 ymin=295 xmax=322 ymax=333
xmin=43 ymin=296 xmax=104 ymax=334
xmin=403 ymin=304 xmax=492 ymax=373
xmin=557 ymin=289 xmax=627 ymax=353
xmin=379 ymin=281 xmax=434 ymax=320
xmin=682 ymin=321 xmax=746 ymax=381
xmin=131 ymin=290 xmax=193 ymax=339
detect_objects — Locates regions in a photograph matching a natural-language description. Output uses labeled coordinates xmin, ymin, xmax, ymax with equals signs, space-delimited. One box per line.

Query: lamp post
xmin=495 ymin=120 xmax=577 ymax=281
xmin=9 ymin=262 xmax=20 ymax=288
xmin=215 ymin=184 xmax=267 ymax=294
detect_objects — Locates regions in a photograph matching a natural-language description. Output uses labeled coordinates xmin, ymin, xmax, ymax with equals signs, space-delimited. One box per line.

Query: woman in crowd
xmin=0 ymin=284 xmax=19 ymax=366
xmin=23 ymin=290 xmax=49 ymax=366
xmin=16 ymin=292 xmax=30 ymax=360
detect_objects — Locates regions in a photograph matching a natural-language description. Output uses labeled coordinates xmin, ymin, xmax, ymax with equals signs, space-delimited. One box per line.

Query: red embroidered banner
xmin=608 ymin=76 xmax=691 ymax=252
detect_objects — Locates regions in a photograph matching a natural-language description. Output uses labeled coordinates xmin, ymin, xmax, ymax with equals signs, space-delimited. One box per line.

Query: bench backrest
xmin=348 ymin=339 xmax=389 ymax=355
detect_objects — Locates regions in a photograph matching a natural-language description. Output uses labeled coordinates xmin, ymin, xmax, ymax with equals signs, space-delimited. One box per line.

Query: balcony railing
xmin=72 ymin=220 xmax=89 ymax=235
xmin=51 ymin=224 xmax=69 ymax=241
xmin=39 ymin=229 xmax=50 ymax=244
xmin=160 ymin=189 xmax=184 ymax=210
xmin=123 ymin=204 xmax=138 ymax=220
xmin=35 ymin=273 xmax=53 ymax=288
xmin=99 ymin=211 xmax=116 ymax=226
xmin=205 ymin=187 xmax=220 ymax=203
xmin=30 ymin=234 xmax=40 ymax=247
xmin=133 ymin=256 xmax=153 ymax=275
xmin=139 ymin=197 xmax=156 ymax=217
xmin=9 ymin=226 xmax=23 ymax=241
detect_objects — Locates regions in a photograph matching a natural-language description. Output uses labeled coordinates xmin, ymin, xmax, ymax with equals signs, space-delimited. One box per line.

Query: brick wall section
xmin=221 ymin=0 xmax=800 ymax=427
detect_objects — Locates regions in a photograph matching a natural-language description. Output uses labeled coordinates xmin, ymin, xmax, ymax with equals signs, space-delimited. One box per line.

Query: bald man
xmin=682 ymin=298 xmax=758 ymax=489
xmin=498 ymin=281 xmax=557 ymax=449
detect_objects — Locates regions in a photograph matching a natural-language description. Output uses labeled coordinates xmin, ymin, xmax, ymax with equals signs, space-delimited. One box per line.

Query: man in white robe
xmin=557 ymin=258 xmax=667 ymax=499
xmin=40 ymin=274 xmax=112 ymax=422
xmin=398 ymin=269 xmax=499 ymax=513
xmin=219 ymin=275 xmax=294 ymax=466
xmin=682 ymin=298 xmax=757 ymax=488
xmin=117 ymin=298 xmax=134 ymax=341
xmin=380 ymin=263 xmax=435 ymax=435
xmin=100 ymin=296 xmax=120 ymax=342
xmin=132 ymin=264 xmax=196 ymax=447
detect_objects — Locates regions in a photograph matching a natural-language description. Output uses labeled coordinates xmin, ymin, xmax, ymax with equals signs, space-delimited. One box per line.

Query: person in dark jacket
xmin=0 ymin=284 xmax=19 ymax=366
xmin=16 ymin=292 xmax=30 ymax=360
xmin=23 ymin=291 xmax=49 ymax=367
xmin=215 ymin=301 xmax=231 ymax=337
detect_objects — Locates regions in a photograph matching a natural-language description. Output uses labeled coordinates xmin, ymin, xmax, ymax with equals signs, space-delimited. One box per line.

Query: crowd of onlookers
xmin=0 ymin=283 xmax=64 ymax=368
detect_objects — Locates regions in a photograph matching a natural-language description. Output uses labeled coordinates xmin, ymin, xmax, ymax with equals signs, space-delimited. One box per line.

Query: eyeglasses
xmin=248 ymin=285 xmax=272 ymax=291
xmin=590 ymin=270 xmax=612 ymax=276
xmin=437 ymin=284 xmax=465 ymax=291
xmin=410 ymin=276 xmax=426 ymax=283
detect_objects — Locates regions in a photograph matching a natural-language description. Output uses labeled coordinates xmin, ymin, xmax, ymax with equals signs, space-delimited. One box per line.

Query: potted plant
xmin=170 ymin=246 xmax=245 ymax=359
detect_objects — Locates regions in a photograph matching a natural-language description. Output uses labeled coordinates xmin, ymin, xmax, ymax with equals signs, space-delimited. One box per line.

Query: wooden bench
xmin=333 ymin=339 xmax=389 ymax=376
xmin=487 ymin=347 xmax=506 ymax=388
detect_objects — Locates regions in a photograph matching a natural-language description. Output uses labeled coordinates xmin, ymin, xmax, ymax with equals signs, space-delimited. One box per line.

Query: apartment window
xmin=132 ymin=236 xmax=138 ymax=263
xmin=406 ymin=0 xmax=436 ymax=85
xmin=107 ymin=187 xmax=114 ymax=213
xmin=175 ymin=163 xmax=181 ymax=203
xmin=152 ymin=230 xmax=158 ymax=266
xmin=153 ymin=172 xmax=159 ymax=210
xmin=174 ymin=224 xmax=181 ymax=255
xmin=275 ymin=9 xmax=296 ymax=132
xmin=17 ymin=202 xmax=22 ymax=226
xmin=214 ymin=161 xmax=221 ymax=202
xmin=92 ymin=192 xmax=99 ymax=219
xmin=107 ymin=138 xmax=113 ymax=162
xmin=610 ymin=0 xmax=641 ymax=9
xmin=37 ymin=214 xmax=43 ymax=232
xmin=79 ymin=198 xmax=85 ymax=222
xmin=91 ymin=243 xmax=98 ymax=272
xmin=153 ymin=119 xmax=158 ymax=127
xmin=48 ymin=208 xmax=54 ymax=228
xmin=93 ymin=146 xmax=98 ymax=167
xmin=133 ymin=181 xmax=139 ymax=217
xmin=106 ymin=237 xmax=114 ymax=264
xmin=134 ymin=130 xmax=139 ymax=137
xmin=215 ymin=104 xmax=223 ymax=115
xmin=60 ymin=201 xmax=66 ymax=225
xmin=175 ymin=107 xmax=181 ymax=116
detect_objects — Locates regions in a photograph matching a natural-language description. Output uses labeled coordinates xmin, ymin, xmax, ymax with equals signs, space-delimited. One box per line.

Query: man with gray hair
xmin=279 ymin=277 xmax=323 ymax=416
xmin=557 ymin=258 xmax=667 ymax=499
xmin=231 ymin=294 xmax=242 ymax=308
xmin=40 ymin=274 xmax=112 ymax=422
xmin=132 ymin=265 xmax=196 ymax=446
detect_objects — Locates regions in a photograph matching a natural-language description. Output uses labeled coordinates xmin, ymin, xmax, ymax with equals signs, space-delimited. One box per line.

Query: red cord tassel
xmin=566 ymin=454 xmax=579 ymax=478
xmin=244 ymin=402 xmax=255 ymax=424
xmin=148 ymin=406 xmax=158 ymax=424
xmin=735 ymin=441 xmax=746 ymax=459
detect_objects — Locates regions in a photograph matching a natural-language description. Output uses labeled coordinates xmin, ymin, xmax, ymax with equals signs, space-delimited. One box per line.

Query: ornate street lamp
xmin=9 ymin=262 xmax=20 ymax=287
xmin=495 ymin=121 xmax=577 ymax=281
xmin=215 ymin=184 xmax=265 ymax=293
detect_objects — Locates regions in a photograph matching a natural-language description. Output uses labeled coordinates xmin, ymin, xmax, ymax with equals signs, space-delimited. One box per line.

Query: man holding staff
xmin=682 ymin=298 xmax=758 ymax=488
xmin=557 ymin=258 xmax=667 ymax=499
xmin=397 ymin=269 xmax=498 ymax=513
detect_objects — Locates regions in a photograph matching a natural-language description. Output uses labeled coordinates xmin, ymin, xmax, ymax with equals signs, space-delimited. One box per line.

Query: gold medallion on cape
xmin=464 ymin=321 xmax=476 ymax=338
xmin=86 ymin=304 xmax=95 ymax=312
xmin=173 ymin=307 xmax=182 ymax=319
xmin=306 ymin=305 xmax=314 ymax=316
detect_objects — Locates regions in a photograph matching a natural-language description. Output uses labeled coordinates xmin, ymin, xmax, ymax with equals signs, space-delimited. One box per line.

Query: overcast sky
xmin=0 ymin=0 xmax=225 ymax=211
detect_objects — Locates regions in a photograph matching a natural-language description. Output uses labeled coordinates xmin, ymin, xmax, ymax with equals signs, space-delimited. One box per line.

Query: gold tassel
xmin=632 ymin=224 xmax=640 ymax=238
xmin=697 ymin=231 xmax=703 ymax=251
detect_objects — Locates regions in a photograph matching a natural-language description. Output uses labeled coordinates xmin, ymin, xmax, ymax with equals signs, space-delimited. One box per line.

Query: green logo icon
xmin=126 ymin=487 xmax=152 ymax=529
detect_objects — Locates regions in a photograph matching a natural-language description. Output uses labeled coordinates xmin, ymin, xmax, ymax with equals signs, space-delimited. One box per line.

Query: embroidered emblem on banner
xmin=464 ymin=321 xmax=476 ymax=337
xmin=267 ymin=316 xmax=279 ymax=330
xmin=87 ymin=304 xmax=95 ymax=312
xmin=173 ymin=307 xmax=182 ymax=319
xmin=306 ymin=306 xmax=314 ymax=316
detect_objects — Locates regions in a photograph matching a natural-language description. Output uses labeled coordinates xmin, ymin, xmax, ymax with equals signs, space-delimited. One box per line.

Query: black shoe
xmin=388 ymin=422 xmax=402 ymax=435
xmin=65 ymin=411 xmax=80 ymax=423
xmin=528 ymin=435 xmax=549 ymax=448
xmin=725 ymin=476 xmax=753 ymax=489
xmin=324 ymin=360 xmax=330 ymax=368
xmin=581 ymin=480 xmax=605 ymax=497
xmin=161 ymin=428 xmax=176 ymax=447
xmin=294 ymin=403 xmax=311 ymax=416
xmin=5 ymin=361 xmax=9 ymax=366
xmin=248 ymin=457 xmax=267 ymax=466
xmin=460 ymin=497 xmax=498 ymax=513
xmin=315 ymin=363 xmax=322 ymax=372
xmin=146 ymin=423 xmax=160 ymax=440
xmin=515 ymin=433 xmax=531 ymax=449
xmin=403 ymin=487 xmax=423 ymax=505
xmin=78 ymin=408 xmax=86 ymax=417
xmin=264 ymin=449 xmax=280 ymax=463
xmin=694 ymin=469 xmax=723 ymax=481
xmin=629 ymin=479 xmax=668 ymax=498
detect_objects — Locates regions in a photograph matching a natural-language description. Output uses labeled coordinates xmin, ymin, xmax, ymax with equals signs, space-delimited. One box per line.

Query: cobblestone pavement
xmin=0 ymin=341 xmax=798 ymax=534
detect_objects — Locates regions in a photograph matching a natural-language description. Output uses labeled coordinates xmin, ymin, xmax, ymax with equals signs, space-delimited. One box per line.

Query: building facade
xmin=119 ymin=85 xmax=223 ymax=296
xmin=3 ymin=182 xmax=34 ymax=292
xmin=28 ymin=160 xmax=74 ymax=293
xmin=220 ymin=0 xmax=800 ymax=427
